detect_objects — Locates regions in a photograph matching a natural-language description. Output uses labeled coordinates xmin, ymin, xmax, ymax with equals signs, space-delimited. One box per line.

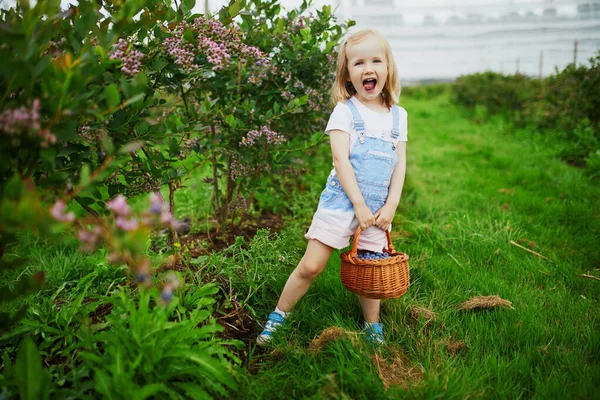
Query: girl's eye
xmin=355 ymin=62 xmax=363 ymax=66
xmin=374 ymin=59 xmax=382 ymax=63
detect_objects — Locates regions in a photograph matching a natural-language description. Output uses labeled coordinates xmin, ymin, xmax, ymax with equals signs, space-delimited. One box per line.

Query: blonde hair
xmin=330 ymin=30 xmax=401 ymax=108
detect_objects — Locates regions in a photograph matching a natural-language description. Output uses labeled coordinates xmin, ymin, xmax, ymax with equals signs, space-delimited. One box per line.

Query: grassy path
xmin=241 ymin=91 xmax=600 ymax=399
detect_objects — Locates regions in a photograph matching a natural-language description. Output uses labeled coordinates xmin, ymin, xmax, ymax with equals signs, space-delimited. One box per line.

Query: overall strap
xmin=391 ymin=105 xmax=400 ymax=150
xmin=345 ymin=99 xmax=366 ymax=142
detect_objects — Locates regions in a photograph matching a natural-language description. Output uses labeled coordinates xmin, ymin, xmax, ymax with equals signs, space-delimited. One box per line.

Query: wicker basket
xmin=340 ymin=227 xmax=410 ymax=299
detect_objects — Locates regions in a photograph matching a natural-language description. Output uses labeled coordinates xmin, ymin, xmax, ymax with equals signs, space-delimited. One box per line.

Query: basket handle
xmin=349 ymin=226 xmax=396 ymax=259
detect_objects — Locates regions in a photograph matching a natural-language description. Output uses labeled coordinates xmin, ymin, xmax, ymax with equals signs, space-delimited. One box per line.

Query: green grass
xmin=235 ymin=91 xmax=600 ymax=399
xmin=2 ymin=88 xmax=599 ymax=399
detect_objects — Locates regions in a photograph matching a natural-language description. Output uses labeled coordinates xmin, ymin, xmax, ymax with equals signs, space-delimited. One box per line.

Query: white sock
xmin=274 ymin=306 xmax=289 ymax=318
xmin=364 ymin=321 xmax=381 ymax=329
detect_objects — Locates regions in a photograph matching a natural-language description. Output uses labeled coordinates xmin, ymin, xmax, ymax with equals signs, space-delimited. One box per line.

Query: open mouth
xmin=362 ymin=78 xmax=377 ymax=91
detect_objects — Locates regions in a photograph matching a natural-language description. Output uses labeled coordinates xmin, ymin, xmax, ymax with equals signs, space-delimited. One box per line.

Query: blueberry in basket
xmin=357 ymin=250 xmax=390 ymax=260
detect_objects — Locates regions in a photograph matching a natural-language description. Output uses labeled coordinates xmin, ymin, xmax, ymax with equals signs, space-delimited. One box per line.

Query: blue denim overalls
xmin=314 ymin=100 xmax=400 ymax=238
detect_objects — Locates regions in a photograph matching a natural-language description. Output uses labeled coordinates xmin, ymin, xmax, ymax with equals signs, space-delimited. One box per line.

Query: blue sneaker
xmin=257 ymin=312 xmax=286 ymax=345
xmin=364 ymin=322 xmax=384 ymax=346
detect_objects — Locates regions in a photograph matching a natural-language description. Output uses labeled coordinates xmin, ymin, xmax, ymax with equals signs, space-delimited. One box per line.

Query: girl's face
xmin=345 ymin=35 xmax=388 ymax=107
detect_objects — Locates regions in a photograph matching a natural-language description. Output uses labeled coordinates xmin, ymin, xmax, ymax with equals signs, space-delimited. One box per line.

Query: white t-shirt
xmin=324 ymin=97 xmax=408 ymax=175
xmin=325 ymin=96 xmax=408 ymax=152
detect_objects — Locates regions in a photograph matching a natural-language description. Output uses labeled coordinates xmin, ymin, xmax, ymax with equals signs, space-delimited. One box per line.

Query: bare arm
xmin=330 ymin=130 xmax=375 ymax=229
xmin=374 ymin=141 xmax=407 ymax=230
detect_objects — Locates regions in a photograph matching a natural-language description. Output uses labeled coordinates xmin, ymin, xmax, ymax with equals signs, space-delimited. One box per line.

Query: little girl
xmin=258 ymin=29 xmax=407 ymax=345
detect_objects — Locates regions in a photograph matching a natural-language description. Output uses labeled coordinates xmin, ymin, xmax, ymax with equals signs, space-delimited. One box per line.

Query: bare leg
xmin=277 ymin=239 xmax=334 ymax=312
xmin=358 ymin=296 xmax=380 ymax=323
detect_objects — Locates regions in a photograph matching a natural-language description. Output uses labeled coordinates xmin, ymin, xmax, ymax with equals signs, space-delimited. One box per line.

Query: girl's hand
xmin=354 ymin=202 xmax=375 ymax=230
xmin=373 ymin=203 xmax=396 ymax=231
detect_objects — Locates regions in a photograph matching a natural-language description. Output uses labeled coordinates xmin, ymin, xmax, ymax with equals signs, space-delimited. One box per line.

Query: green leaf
xmin=225 ymin=114 xmax=237 ymax=128
xmin=138 ymin=383 xmax=169 ymax=399
xmin=300 ymin=26 xmax=311 ymax=42
xmin=295 ymin=95 xmax=308 ymax=106
xmin=76 ymin=196 xmax=95 ymax=206
xmin=39 ymin=148 xmax=57 ymax=166
xmin=311 ymin=132 xmax=323 ymax=145
xmin=173 ymin=382 xmax=211 ymax=399
xmin=2 ymin=353 xmax=12 ymax=379
xmin=135 ymin=120 xmax=150 ymax=135
xmin=90 ymin=187 xmax=103 ymax=200
xmin=228 ymin=0 xmax=242 ymax=17
xmin=79 ymin=164 xmax=91 ymax=187
xmin=33 ymin=56 xmax=51 ymax=78
xmin=101 ymin=134 xmax=115 ymax=155
xmin=183 ymin=28 xmax=196 ymax=44
xmin=94 ymin=369 xmax=114 ymax=398
xmin=105 ymin=84 xmax=121 ymax=109
xmin=15 ymin=337 xmax=50 ymax=400
xmin=184 ymin=352 xmax=237 ymax=389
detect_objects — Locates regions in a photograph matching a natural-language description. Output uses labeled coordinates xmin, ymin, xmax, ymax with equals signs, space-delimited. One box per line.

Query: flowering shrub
xmin=164 ymin=16 xmax=266 ymax=72
xmin=157 ymin=0 xmax=348 ymax=223
xmin=0 ymin=0 xmax=351 ymax=227
xmin=0 ymin=99 xmax=56 ymax=148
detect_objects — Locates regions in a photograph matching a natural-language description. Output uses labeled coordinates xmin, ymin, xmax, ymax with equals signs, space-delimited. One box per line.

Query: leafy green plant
xmin=0 ymin=337 xmax=52 ymax=400
xmin=152 ymin=0 xmax=349 ymax=224
xmin=1 ymin=272 xmax=104 ymax=358
xmin=537 ymin=52 xmax=600 ymax=134
xmin=556 ymin=119 xmax=600 ymax=166
xmin=452 ymin=51 xmax=600 ymax=169
xmin=452 ymin=71 xmax=541 ymax=119
xmin=585 ymin=149 xmax=600 ymax=180
xmin=79 ymin=286 xmax=241 ymax=399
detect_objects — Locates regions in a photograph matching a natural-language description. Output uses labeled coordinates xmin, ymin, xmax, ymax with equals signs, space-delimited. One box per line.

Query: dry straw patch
xmin=308 ymin=327 xmax=359 ymax=353
xmin=372 ymin=352 xmax=423 ymax=390
xmin=457 ymin=295 xmax=514 ymax=311
xmin=408 ymin=305 xmax=436 ymax=322
xmin=446 ymin=340 xmax=467 ymax=355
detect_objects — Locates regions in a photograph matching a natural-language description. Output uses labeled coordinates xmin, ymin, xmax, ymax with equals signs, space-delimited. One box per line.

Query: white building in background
xmin=578 ymin=0 xmax=600 ymax=18
xmin=345 ymin=0 xmax=404 ymax=27
xmin=338 ymin=0 xmax=600 ymax=82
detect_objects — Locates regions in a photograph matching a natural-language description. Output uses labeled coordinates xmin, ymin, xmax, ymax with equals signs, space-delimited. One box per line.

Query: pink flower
xmin=115 ymin=217 xmax=139 ymax=231
xmin=49 ymin=200 xmax=75 ymax=223
xmin=107 ymin=252 xmax=121 ymax=264
xmin=160 ymin=272 xmax=181 ymax=303
xmin=109 ymin=38 xmax=144 ymax=77
xmin=159 ymin=211 xmax=173 ymax=225
xmin=0 ymin=99 xmax=57 ymax=147
xmin=240 ymin=126 xmax=286 ymax=147
xmin=149 ymin=192 xmax=168 ymax=215
xmin=106 ymin=195 xmax=130 ymax=216
xmin=77 ymin=226 xmax=102 ymax=252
